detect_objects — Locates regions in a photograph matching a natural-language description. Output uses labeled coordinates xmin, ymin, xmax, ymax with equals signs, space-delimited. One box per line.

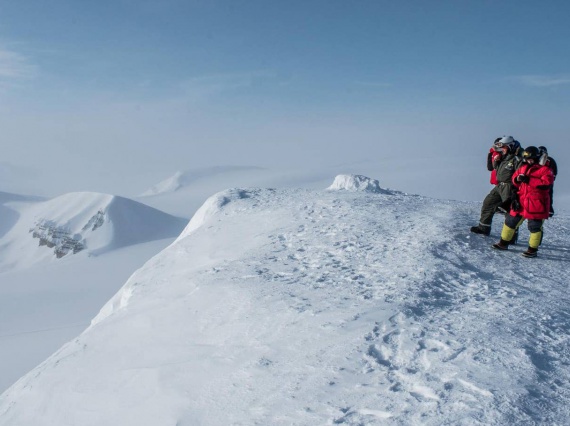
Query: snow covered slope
xmin=0 ymin=238 xmax=175 ymax=393
xmin=0 ymin=192 xmax=187 ymax=272
xmin=1 ymin=176 xmax=570 ymax=425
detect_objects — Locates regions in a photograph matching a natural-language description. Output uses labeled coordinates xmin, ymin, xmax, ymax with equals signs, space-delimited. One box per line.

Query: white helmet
xmin=493 ymin=135 xmax=515 ymax=150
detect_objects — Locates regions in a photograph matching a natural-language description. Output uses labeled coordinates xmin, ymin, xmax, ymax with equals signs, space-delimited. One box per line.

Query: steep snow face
xmin=0 ymin=192 xmax=187 ymax=272
xmin=2 ymin=179 xmax=570 ymax=425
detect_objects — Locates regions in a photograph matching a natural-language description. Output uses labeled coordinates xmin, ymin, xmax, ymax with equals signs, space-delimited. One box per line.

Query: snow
xmin=327 ymin=174 xmax=391 ymax=193
xmin=0 ymin=191 xmax=187 ymax=272
xmin=1 ymin=176 xmax=570 ymax=425
xmin=0 ymin=191 xmax=188 ymax=394
xmin=0 ymin=238 xmax=174 ymax=392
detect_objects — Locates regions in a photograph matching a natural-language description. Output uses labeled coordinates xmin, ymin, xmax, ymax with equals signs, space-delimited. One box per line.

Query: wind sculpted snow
xmin=1 ymin=179 xmax=570 ymax=425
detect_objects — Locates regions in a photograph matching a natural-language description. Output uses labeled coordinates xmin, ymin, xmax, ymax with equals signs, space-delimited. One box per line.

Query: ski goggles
xmin=493 ymin=140 xmax=512 ymax=150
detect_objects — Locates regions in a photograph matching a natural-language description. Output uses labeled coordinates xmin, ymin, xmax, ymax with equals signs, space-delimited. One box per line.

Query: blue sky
xmin=1 ymin=1 xmax=569 ymax=204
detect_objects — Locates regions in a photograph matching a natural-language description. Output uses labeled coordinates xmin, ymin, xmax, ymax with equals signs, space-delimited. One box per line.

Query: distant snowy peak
xmin=0 ymin=192 xmax=187 ymax=271
xmin=140 ymin=171 xmax=185 ymax=197
xmin=140 ymin=166 xmax=265 ymax=197
xmin=32 ymin=192 xmax=187 ymax=255
xmin=328 ymin=174 xmax=391 ymax=194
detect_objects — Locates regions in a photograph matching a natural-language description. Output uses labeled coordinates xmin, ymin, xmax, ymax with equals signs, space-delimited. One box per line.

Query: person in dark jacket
xmin=492 ymin=146 xmax=555 ymax=257
xmin=470 ymin=136 xmax=523 ymax=236
xmin=538 ymin=146 xmax=557 ymax=217
xmin=487 ymin=139 xmax=502 ymax=185
xmin=488 ymin=142 xmax=514 ymax=215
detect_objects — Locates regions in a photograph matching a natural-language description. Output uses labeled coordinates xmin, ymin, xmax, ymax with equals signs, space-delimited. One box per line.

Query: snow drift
xmin=0 ymin=192 xmax=187 ymax=272
xmin=1 ymin=176 xmax=570 ymax=425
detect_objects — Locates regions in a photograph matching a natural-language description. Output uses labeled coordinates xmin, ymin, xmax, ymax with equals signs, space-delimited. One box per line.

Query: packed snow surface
xmin=2 ymin=179 xmax=570 ymax=425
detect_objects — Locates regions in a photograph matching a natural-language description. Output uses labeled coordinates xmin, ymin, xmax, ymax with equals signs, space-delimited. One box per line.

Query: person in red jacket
xmin=492 ymin=146 xmax=555 ymax=258
xmin=538 ymin=146 xmax=557 ymax=217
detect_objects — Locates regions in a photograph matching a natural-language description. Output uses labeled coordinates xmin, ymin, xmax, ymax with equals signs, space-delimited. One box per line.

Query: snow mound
xmin=0 ymin=192 xmax=187 ymax=271
xmin=328 ymin=174 xmax=389 ymax=193
xmin=2 ymin=187 xmax=570 ymax=425
xmin=140 ymin=166 xmax=264 ymax=197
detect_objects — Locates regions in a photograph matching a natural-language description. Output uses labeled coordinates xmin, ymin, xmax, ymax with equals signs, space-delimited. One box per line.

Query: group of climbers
xmin=470 ymin=136 xmax=558 ymax=258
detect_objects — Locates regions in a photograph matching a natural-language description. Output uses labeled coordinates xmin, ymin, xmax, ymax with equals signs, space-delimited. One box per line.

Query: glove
xmin=516 ymin=174 xmax=529 ymax=183
xmin=492 ymin=157 xmax=502 ymax=169
xmin=511 ymin=198 xmax=521 ymax=212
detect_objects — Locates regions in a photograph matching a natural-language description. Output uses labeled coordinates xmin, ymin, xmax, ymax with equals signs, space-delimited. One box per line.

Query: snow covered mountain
xmin=0 ymin=191 xmax=187 ymax=272
xmin=1 ymin=175 xmax=569 ymax=425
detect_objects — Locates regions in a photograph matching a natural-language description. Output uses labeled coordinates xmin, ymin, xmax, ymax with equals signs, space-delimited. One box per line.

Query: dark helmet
xmin=523 ymin=146 xmax=541 ymax=161
xmin=538 ymin=146 xmax=548 ymax=155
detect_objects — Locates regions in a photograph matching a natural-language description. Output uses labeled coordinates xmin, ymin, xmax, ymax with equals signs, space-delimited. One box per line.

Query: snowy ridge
xmin=0 ymin=192 xmax=187 ymax=272
xmin=1 ymin=177 xmax=570 ymax=425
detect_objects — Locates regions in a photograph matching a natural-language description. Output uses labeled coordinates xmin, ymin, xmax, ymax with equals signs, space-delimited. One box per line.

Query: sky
xmin=1 ymin=0 xmax=569 ymax=206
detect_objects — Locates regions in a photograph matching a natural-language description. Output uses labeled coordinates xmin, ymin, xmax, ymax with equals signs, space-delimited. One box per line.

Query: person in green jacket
xmin=470 ymin=136 xmax=524 ymax=236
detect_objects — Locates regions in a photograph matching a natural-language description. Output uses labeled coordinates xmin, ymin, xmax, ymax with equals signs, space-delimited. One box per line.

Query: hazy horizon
xmin=1 ymin=1 xmax=569 ymax=209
